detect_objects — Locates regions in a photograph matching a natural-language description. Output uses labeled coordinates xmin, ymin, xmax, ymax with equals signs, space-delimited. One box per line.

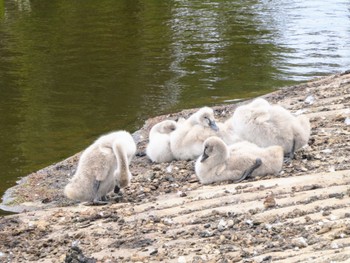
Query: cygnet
xmin=146 ymin=120 xmax=177 ymax=163
xmin=195 ymin=137 xmax=283 ymax=184
xmin=170 ymin=107 xmax=219 ymax=160
xmin=64 ymin=131 xmax=136 ymax=204
xmin=231 ymin=98 xmax=310 ymax=159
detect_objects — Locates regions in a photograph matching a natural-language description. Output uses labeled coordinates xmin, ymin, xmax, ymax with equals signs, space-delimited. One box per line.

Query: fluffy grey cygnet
xmin=216 ymin=116 xmax=243 ymax=145
xmin=231 ymin=98 xmax=310 ymax=159
xmin=170 ymin=107 xmax=219 ymax=160
xmin=64 ymin=131 xmax=136 ymax=203
xmin=195 ymin=137 xmax=283 ymax=184
xmin=146 ymin=120 xmax=177 ymax=163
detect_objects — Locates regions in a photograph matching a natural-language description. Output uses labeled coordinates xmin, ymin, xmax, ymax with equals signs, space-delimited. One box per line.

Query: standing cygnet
xmin=231 ymin=98 xmax=311 ymax=159
xmin=195 ymin=137 xmax=265 ymax=185
xmin=170 ymin=107 xmax=219 ymax=160
xmin=64 ymin=131 xmax=136 ymax=204
xmin=146 ymin=120 xmax=177 ymax=163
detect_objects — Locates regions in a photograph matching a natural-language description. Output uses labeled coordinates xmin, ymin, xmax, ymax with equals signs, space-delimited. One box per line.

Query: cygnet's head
xmin=250 ymin=98 xmax=270 ymax=108
xmin=158 ymin=120 xmax=177 ymax=134
xmin=200 ymin=136 xmax=228 ymax=162
xmin=195 ymin=107 xmax=219 ymax=131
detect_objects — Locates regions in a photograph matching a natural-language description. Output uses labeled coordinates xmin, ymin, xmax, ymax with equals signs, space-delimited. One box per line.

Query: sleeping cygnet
xmin=170 ymin=107 xmax=219 ymax=160
xmin=231 ymin=98 xmax=310 ymax=159
xmin=146 ymin=120 xmax=177 ymax=163
xmin=229 ymin=140 xmax=284 ymax=178
xmin=216 ymin=115 xmax=243 ymax=145
xmin=195 ymin=137 xmax=283 ymax=185
xmin=64 ymin=130 xmax=136 ymax=204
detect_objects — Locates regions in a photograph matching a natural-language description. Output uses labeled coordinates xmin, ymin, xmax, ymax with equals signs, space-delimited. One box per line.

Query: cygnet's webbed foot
xmin=109 ymin=194 xmax=124 ymax=203
xmin=86 ymin=179 xmax=109 ymax=205
xmin=83 ymin=199 xmax=109 ymax=206
xmin=136 ymin=151 xmax=146 ymax=157
xmin=284 ymin=139 xmax=296 ymax=163
xmin=236 ymin=158 xmax=262 ymax=183
xmin=114 ymin=185 xmax=120 ymax=194
xmin=109 ymin=187 xmax=124 ymax=203
xmin=93 ymin=179 xmax=101 ymax=195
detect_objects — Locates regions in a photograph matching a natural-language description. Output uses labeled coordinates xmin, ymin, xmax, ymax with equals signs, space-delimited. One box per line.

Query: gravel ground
xmin=1 ymin=71 xmax=350 ymax=262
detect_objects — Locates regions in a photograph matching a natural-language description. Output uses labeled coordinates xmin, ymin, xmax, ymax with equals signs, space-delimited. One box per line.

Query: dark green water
xmin=1 ymin=0 xmax=349 ymax=214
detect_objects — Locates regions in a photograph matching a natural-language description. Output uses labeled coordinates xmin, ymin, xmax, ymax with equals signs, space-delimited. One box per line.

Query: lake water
xmin=0 ymin=0 xmax=349 ymax=214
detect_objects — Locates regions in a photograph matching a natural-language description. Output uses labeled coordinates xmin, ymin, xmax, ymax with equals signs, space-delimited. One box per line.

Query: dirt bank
xmin=1 ymin=71 xmax=350 ymax=262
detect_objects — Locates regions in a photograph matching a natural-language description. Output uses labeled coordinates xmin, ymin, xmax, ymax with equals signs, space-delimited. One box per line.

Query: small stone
xmin=220 ymin=235 xmax=226 ymax=242
xmin=150 ymin=248 xmax=158 ymax=255
xmin=143 ymin=187 xmax=151 ymax=193
xmin=299 ymin=166 xmax=308 ymax=172
xmin=322 ymin=210 xmax=331 ymax=216
xmin=345 ymin=117 xmax=350 ymax=125
xmin=166 ymin=165 xmax=173 ymax=173
xmin=330 ymin=215 xmax=338 ymax=221
xmin=162 ymin=218 xmax=174 ymax=226
xmin=227 ymin=219 xmax=234 ymax=228
xmin=218 ymin=219 xmax=227 ymax=231
xmin=245 ymin=219 xmax=253 ymax=227
xmin=177 ymin=191 xmax=187 ymax=197
xmin=304 ymin=95 xmax=315 ymax=104
xmin=292 ymin=237 xmax=308 ymax=248
xmin=321 ymin=149 xmax=333 ymax=154
xmin=178 ymin=256 xmax=187 ymax=263
xmin=231 ymin=234 xmax=239 ymax=241
xmin=199 ymin=230 xmax=213 ymax=238
xmin=264 ymin=192 xmax=276 ymax=209
xmin=331 ymin=242 xmax=339 ymax=249
xmin=317 ymin=226 xmax=331 ymax=235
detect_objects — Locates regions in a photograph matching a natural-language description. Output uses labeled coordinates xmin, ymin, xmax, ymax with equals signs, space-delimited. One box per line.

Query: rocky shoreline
xmin=1 ymin=71 xmax=350 ymax=262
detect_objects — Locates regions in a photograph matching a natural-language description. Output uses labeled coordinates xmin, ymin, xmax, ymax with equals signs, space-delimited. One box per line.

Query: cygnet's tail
xmin=294 ymin=115 xmax=311 ymax=149
xmin=297 ymin=115 xmax=311 ymax=135
xmin=266 ymin=145 xmax=284 ymax=173
xmin=64 ymin=182 xmax=82 ymax=201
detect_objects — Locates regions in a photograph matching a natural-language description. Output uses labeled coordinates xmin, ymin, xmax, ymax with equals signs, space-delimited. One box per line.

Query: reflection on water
xmin=0 ymin=0 xmax=349 ymax=213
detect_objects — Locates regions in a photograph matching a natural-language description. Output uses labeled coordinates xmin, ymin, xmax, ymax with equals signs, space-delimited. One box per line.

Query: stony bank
xmin=1 ymin=71 xmax=350 ymax=262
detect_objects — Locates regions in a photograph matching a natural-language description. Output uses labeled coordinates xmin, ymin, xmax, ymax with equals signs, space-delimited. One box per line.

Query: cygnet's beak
xmin=209 ymin=120 xmax=219 ymax=131
xmin=200 ymin=152 xmax=209 ymax=162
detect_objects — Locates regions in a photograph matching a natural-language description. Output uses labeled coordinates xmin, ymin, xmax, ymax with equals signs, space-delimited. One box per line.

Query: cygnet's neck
xmin=112 ymin=141 xmax=131 ymax=184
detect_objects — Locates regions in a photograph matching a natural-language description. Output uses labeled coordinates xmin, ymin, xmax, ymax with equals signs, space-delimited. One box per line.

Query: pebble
xmin=162 ymin=218 xmax=174 ymax=226
xmin=217 ymin=219 xmax=227 ymax=231
xmin=178 ymin=256 xmax=187 ymax=263
xmin=304 ymin=95 xmax=315 ymax=104
xmin=317 ymin=226 xmax=331 ymax=235
xmin=143 ymin=187 xmax=151 ymax=193
xmin=177 ymin=191 xmax=187 ymax=197
xmin=264 ymin=193 xmax=276 ymax=208
xmin=227 ymin=219 xmax=234 ymax=228
xmin=331 ymin=242 xmax=339 ymax=249
xmin=199 ymin=230 xmax=213 ymax=238
xmin=149 ymin=248 xmax=158 ymax=255
xmin=292 ymin=237 xmax=308 ymax=248
xmin=345 ymin=117 xmax=350 ymax=125
xmin=219 ymin=235 xmax=226 ymax=242
xmin=245 ymin=219 xmax=254 ymax=227
xmin=321 ymin=149 xmax=333 ymax=154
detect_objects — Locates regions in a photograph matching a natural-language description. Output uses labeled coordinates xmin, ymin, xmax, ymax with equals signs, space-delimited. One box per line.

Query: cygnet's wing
xmin=87 ymin=147 xmax=114 ymax=182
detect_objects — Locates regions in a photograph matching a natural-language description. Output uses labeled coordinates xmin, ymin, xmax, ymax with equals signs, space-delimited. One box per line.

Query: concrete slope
xmin=0 ymin=72 xmax=350 ymax=262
